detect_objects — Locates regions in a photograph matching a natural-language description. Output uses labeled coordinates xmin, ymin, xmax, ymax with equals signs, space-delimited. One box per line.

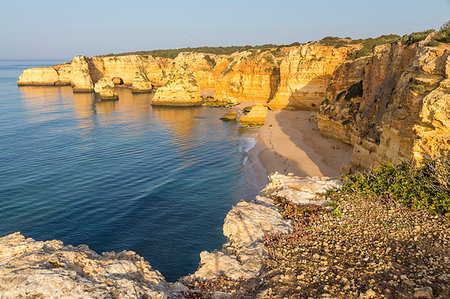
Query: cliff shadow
xmin=267 ymin=67 xmax=280 ymax=103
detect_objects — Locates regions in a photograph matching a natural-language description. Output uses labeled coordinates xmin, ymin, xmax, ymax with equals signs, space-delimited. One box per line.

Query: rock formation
xmin=237 ymin=105 xmax=269 ymax=126
xmin=94 ymin=77 xmax=118 ymax=100
xmin=185 ymin=173 xmax=342 ymax=282
xmin=17 ymin=67 xmax=61 ymax=86
xmin=16 ymin=43 xmax=356 ymax=109
xmin=151 ymin=69 xmax=202 ymax=106
xmin=70 ymin=56 xmax=94 ymax=92
xmin=131 ymin=71 xmax=153 ymax=93
xmin=268 ymin=43 xmax=360 ymax=110
xmin=318 ymin=40 xmax=450 ymax=168
xmin=0 ymin=174 xmax=342 ymax=296
xmin=16 ymin=35 xmax=450 ymax=167
xmin=0 ymin=232 xmax=170 ymax=298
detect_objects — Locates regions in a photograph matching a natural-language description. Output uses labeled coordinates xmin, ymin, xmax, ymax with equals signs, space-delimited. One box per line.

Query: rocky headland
xmin=9 ymin=27 xmax=450 ymax=298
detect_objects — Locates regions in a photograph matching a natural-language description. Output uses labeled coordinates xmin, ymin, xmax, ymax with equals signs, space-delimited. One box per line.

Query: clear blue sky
xmin=1 ymin=0 xmax=449 ymax=59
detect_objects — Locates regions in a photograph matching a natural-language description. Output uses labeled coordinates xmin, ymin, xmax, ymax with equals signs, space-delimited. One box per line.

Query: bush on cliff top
xmin=436 ymin=20 xmax=450 ymax=43
xmin=100 ymin=43 xmax=300 ymax=59
xmin=337 ymin=154 xmax=450 ymax=216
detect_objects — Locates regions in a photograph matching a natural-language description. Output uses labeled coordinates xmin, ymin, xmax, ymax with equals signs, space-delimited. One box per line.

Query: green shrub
xmin=436 ymin=20 xmax=450 ymax=43
xmin=399 ymin=30 xmax=433 ymax=46
xmin=348 ymin=34 xmax=401 ymax=59
xmin=410 ymin=80 xmax=427 ymax=93
xmin=204 ymin=55 xmax=216 ymax=68
xmin=339 ymin=154 xmax=450 ymax=216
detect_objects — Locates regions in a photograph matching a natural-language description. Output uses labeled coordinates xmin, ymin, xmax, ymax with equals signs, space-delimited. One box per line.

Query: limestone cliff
xmin=213 ymin=50 xmax=281 ymax=104
xmin=17 ymin=43 xmax=356 ymax=108
xmin=17 ymin=67 xmax=61 ymax=86
xmin=151 ymin=69 xmax=202 ymax=106
xmin=71 ymin=56 xmax=95 ymax=92
xmin=269 ymin=43 xmax=360 ymax=110
xmin=318 ymin=41 xmax=450 ymax=168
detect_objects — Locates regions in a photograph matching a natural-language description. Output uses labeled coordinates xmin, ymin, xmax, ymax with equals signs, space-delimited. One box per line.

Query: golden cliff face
xmin=17 ymin=43 xmax=355 ymax=108
xmin=319 ymin=41 xmax=450 ymax=169
xmin=269 ymin=44 xmax=359 ymax=110
xmin=151 ymin=68 xmax=203 ymax=106
xmin=213 ymin=50 xmax=281 ymax=104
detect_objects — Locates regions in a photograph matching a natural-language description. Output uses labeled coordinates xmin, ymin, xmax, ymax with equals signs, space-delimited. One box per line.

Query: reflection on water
xmin=4 ymin=77 xmax=259 ymax=281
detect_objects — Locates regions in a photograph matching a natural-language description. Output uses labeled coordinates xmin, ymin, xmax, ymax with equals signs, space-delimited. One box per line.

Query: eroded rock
xmin=0 ymin=233 xmax=170 ymax=298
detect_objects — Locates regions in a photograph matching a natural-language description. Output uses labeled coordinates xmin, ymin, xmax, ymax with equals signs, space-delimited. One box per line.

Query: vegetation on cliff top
xmin=436 ymin=20 xmax=450 ymax=43
xmin=335 ymin=154 xmax=450 ymax=216
xmin=100 ymin=44 xmax=296 ymax=59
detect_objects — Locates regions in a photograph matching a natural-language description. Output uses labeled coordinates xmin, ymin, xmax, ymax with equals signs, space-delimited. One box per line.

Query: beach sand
xmin=246 ymin=110 xmax=353 ymax=187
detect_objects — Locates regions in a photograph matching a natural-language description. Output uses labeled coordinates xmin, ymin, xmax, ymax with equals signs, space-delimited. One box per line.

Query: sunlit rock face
xmin=318 ymin=41 xmax=450 ymax=169
xmin=16 ymin=43 xmax=356 ymax=107
xmin=94 ymin=77 xmax=118 ymax=100
xmin=17 ymin=67 xmax=61 ymax=86
xmin=0 ymin=233 xmax=170 ymax=298
xmin=213 ymin=50 xmax=281 ymax=104
xmin=151 ymin=69 xmax=203 ymax=106
xmin=268 ymin=44 xmax=359 ymax=111
xmin=237 ymin=105 xmax=269 ymax=126
xmin=16 ymin=39 xmax=450 ymax=166
xmin=70 ymin=56 xmax=95 ymax=92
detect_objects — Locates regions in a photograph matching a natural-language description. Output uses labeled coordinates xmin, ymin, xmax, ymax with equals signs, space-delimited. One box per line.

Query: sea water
xmin=0 ymin=60 xmax=260 ymax=281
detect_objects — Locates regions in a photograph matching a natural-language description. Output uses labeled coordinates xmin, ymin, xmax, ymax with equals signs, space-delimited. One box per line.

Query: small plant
xmin=410 ymin=80 xmax=427 ymax=93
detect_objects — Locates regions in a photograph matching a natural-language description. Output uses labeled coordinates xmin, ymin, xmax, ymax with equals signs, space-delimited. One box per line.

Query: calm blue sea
xmin=0 ymin=60 xmax=259 ymax=281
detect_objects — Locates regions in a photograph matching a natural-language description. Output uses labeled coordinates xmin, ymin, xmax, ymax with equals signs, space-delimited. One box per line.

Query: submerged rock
xmin=220 ymin=111 xmax=237 ymax=121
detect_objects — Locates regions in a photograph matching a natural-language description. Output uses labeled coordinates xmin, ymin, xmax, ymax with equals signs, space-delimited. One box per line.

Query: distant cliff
xmin=17 ymin=32 xmax=450 ymax=168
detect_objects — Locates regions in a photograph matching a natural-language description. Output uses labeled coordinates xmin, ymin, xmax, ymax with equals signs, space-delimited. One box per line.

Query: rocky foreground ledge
xmin=1 ymin=172 xmax=448 ymax=298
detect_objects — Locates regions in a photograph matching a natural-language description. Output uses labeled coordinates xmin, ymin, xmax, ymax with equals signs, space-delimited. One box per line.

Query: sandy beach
xmin=246 ymin=109 xmax=353 ymax=186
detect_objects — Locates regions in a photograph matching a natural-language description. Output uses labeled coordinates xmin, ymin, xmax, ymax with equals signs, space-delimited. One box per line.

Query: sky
xmin=1 ymin=0 xmax=449 ymax=59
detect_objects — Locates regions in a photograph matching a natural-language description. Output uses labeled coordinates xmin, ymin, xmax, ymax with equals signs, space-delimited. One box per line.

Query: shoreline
xmin=246 ymin=109 xmax=353 ymax=182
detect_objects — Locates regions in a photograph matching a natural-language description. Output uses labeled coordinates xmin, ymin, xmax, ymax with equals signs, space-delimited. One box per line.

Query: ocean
xmin=0 ymin=59 xmax=260 ymax=281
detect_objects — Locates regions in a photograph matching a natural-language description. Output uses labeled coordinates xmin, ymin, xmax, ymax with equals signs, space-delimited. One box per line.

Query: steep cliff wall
xmin=268 ymin=44 xmax=360 ymax=110
xmin=318 ymin=41 xmax=450 ymax=168
xmin=17 ymin=43 xmax=357 ymax=108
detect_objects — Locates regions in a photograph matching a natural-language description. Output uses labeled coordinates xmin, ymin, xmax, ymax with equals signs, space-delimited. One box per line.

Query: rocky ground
xmin=181 ymin=175 xmax=449 ymax=299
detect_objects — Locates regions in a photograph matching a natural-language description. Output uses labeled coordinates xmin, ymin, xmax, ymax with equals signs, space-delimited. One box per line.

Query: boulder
xmin=237 ymin=105 xmax=268 ymax=126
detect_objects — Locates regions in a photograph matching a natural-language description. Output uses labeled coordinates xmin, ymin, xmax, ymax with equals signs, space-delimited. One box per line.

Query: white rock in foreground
xmin=0 ymin=232 xmax=170 ymax=298
xmin=189 ymin=173 xmax=342 ymax=281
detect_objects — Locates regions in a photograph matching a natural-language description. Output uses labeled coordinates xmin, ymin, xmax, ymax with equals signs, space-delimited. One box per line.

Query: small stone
xmin=413 ymin=287 xmax=433 ymax=299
